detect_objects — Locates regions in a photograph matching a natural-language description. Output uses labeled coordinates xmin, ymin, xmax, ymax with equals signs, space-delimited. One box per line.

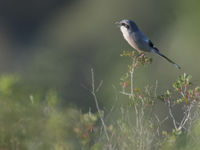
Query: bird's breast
xmin=120 ymin=27 xmax=138 ymax=50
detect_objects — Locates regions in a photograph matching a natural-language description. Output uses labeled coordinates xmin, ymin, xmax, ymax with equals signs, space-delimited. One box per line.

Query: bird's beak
xmin=115 ymin=21 xmax=121 ymax=27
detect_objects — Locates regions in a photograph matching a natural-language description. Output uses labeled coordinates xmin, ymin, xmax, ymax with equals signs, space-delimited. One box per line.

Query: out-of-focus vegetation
xmin=0 ymin=0 xmax=200 ymax=149
xmin=0 ymin=53 xmax=200 ymax=150
xmin=0 ymin=74 xmax=100 ymax=150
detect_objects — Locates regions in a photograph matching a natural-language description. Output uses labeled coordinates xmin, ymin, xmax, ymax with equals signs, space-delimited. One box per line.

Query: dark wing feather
xmin=148 ymin=40 xmax=154 ymax=48
xmin=148 ymin=40 xmax=160 ymax=51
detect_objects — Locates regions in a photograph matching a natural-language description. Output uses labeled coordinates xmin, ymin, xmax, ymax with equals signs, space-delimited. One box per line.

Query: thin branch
xmin=167 ymin=99 xmax=178 ymax=130
xmin=96 ymin=80 xmax=103 ymax=93
xmin=178 ymin=104 xmax=193 ymax=131
xmin=90 ymin=68 xmax=110 ymax=142
xmin=130 ymin=68 xmax=134 ymax=97
xmin=134 ymin=104 xmax=139 ymax=128
xmin=120 ymin=91 xmax=132 ymax=96
xmin=154 ymin=114 xmax=169 ymax=136
xmin=154 ymin=80 xmax=158 ymax=97
xmin=130 ymin=60 xmax=136 ymax=98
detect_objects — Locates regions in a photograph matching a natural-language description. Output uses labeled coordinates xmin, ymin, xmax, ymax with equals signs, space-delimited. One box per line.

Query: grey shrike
xmin=116 ymin=19 xmax=181 ymax=69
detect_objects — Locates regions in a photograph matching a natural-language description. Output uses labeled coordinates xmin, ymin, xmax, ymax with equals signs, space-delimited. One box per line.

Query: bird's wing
xmin=148 ymin=40 xmax=154 ymax=48
xmin=133 ymin=32 xmax=152 ymax=52
xmin=148 ymin=40 xmax=160 ymax=51
xmin=135 ymin=32 xmax=181 ymax=69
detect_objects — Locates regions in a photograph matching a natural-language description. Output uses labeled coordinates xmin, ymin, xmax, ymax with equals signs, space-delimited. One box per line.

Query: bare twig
xmin=154 ymin=80 xmax=158 ymax=97
xmin=167 ymin=99 xmax=178 ymax=130
xmin=120 ymin=91 xmax=132 ymax=96
xmin=135 ymin=104 xmax=139 ymax=128
xmin=96 ymin=80 xmax=103 ymax=93
xmin=178 ymin=104 xmax=193 ymax=131
xmin=167 ymin=98 xmax=194 ymax=132
xmin=154 ymin=114 xmax=169 ymax=136
xmin=90 ymin=68 xmax=110 ymax=142
xmin=130 ymin=59 xmax=136 ymax=98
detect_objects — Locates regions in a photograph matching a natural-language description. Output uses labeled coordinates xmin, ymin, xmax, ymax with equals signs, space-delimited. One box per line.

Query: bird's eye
xmin=121 ymin=23 xmax=129 ymax=29
xmin=125 ymin=25 xmax=130 ymax=29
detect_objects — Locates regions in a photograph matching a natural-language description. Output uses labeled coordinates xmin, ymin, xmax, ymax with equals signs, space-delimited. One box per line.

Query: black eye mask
xmin=125 ymin=24 xmax=130 ymax=29
xmin=121 ymin=23 xmax=129 ymax=29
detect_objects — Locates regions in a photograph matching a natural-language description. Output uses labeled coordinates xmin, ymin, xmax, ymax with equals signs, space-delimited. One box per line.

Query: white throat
xmin=120 ymin=26 xmax=130 ymax=42
xmin=120 ymin=26 xmax=138 ymax=50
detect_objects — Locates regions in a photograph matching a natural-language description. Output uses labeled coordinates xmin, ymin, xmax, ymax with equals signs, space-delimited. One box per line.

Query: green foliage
xmin=0 ymin=52 xmax=200 ymax=150
xmin=173 ymin=73 xmax=192 ymax=91
xmin=73 ymin=112 xmax=99 ymax=148
xmin=0 ymin=74 xmax=97 ymax=150
xmin=0 ymin=74 xmax=19 ymax=95
xmin=120 ymin=50 xmax=152 ymax=67
xmin=158 ymin=73 xmax=200 ymax=104
xmin=104 ymin=52 xmax=200 ymax=150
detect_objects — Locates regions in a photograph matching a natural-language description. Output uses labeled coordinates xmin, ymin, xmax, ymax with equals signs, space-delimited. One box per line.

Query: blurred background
xmin=0 ymin=0 xmax=200 ymax=149
xmin=0 ymin=0 xmax=200 ymax=109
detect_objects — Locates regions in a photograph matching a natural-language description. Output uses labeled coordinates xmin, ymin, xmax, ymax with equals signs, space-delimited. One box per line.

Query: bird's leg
xmin=139 ymin=53 xmax=144 ymax=58
xmin=136 ymin=51 xmax=145 ymax=59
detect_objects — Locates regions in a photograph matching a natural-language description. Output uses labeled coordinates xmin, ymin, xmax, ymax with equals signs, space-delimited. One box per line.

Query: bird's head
xmin=115 ymin=19 xmax=139 ymax=33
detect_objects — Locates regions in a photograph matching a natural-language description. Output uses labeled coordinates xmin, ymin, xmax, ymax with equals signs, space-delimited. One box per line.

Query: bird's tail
xmin=151 ymin=48 xmax=181 ymax=69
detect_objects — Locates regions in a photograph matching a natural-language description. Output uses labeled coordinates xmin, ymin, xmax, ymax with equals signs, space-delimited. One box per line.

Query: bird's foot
xmin=136 ymin=53 xmax=145 ymax=59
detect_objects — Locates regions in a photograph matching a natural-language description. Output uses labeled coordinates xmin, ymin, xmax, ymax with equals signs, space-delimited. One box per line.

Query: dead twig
xmin=90 ymin=68 xmax=110 ymax=142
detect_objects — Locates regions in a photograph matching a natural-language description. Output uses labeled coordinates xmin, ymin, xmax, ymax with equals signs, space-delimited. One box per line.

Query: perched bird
xmin=115 ymin=19 xmax=181 ymax=69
